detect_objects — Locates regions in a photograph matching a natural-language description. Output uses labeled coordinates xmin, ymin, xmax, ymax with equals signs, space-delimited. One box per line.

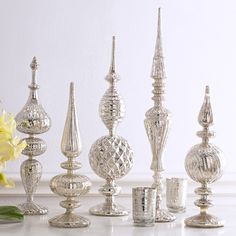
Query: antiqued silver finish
xmin=166 ymin=178 xmax=187 ymax=213
xmin=185 ymin=86 xmax=225 ymax=228
xmin=16 ymin=57 xmax=51 ymax=215
xmin=48 ymin=82 xmax=91 ymax=228
xmin=144 ymin=8 xmax=175 ymax=222
xmin=89 ymin=36 xmax=134 ymax=216
xmin=132 ymin=187 xmax=157 ymax=227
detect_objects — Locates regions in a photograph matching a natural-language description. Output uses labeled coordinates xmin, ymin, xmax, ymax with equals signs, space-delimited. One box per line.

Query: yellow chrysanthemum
xmin=0 ymin=111 xmax=26 ymax=188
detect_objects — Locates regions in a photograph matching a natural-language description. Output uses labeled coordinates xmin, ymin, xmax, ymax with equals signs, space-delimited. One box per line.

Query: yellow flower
xmin=0 ymin=111 xmax=16 ymax=141
xmin=0 ymin=173 xmax=14 ymax=188
xmin=0 ymin=111 xmax=27 ymax=188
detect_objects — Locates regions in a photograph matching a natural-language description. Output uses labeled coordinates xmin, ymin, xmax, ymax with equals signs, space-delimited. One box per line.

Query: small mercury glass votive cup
xmin=132 ymin=187 xmax=157 ymax=227
xmin=166 ymin=178 xmax=187 ymax=213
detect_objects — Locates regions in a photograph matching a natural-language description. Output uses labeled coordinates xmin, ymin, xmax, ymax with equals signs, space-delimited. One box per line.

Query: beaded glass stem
xmin=15 ymin=57 xmax=51 ymax=215
xmin=144 ymin=9 xmax=175 ymax=222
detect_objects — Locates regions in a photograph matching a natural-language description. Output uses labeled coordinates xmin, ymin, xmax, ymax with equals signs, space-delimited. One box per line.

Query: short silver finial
xmin=185 ymin=86 xmax=225 ymax=228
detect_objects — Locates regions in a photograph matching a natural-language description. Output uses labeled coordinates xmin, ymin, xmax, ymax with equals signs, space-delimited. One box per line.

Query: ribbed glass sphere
xmin=185 ymin=143 xmax=224 ymax=184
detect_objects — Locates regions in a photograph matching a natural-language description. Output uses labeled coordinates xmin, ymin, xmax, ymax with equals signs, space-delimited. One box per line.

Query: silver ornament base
xmin=155 ymin=209 xmax=176 ymax=222
xmin=49 ymin=212 xmax=90 ymax=228
xmin=89 ymin=202 xmax=128 ymax=216
xmin=18 ymin=201 xmax=48 ymax=215
xmin=185 ymin=213 xmax=224 ymax=228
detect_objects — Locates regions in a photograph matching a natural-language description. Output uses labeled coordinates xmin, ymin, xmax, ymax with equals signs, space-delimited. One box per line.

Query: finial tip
xmin=205 ymin=85 xmax=210 ymax=95
xmin=110 ymin=36 xmax=116 ymax=73
xmin=30 ymin=56 xmax=38 ymax=70
xmin=70 ymin=82 xmax=75 ymax=96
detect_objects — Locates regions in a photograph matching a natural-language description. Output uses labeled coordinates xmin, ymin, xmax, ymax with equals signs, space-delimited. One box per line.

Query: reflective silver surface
xmin=16 ymin=57 xmax=51 ymax=215
xmin=144 ymin=8 xmax=175 ymax=222
xmin=48 ymin=82 xmax=91 ymax=228
xmin=132 ymin=187 xmax=156 ymax=227
xmin=166 ymin=178 xmax=187 ymax=213
xmin=185 ymin=86 xmax=225 ymax=228
xmin=89 ymin=36 xmax=134 ymax=216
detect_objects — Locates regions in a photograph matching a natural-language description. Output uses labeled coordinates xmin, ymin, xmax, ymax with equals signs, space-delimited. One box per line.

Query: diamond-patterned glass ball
xmin=185 ymin=143 xmax=224 ymax=184
xmin=89 ymin=135 xmax=133 ymax=180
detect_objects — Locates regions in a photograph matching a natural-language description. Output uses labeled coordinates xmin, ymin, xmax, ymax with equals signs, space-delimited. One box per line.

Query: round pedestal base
xmin=185 ymin=213 xmax=224 ymax=228
xmin=18 ymin=202 xmax=48 ymax=215
xmin=89 ymin=202 xmax=129 ymax=216
xmin=155 ymin=209 xmax=176 ymax=222
xmin=49 ymin=213 xmax=90 ymax=228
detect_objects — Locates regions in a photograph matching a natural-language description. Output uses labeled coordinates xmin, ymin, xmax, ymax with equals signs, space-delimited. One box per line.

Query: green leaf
xmin=0 ymin=206 xmax=24 ymax=222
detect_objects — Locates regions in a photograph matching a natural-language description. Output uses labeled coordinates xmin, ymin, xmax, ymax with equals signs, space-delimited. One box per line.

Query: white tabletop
xmin=0 ymin=195 xmax=234 ymax=236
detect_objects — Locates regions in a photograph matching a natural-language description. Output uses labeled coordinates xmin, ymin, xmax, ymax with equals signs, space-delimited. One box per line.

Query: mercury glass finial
xmin=185 ymin=86 xmax=225 ymax=228
xmin=49 ymin=82 xmax=91 ymax=228
xmin=144 ymin=9 xmax=176 ymax=222
xmin=89 ymin=36 xmax=133 ymax=216
xmin=16 ymin=57 xmax=51 ymax=215
xmin=151 ymin=8 xmax=166 ymax=106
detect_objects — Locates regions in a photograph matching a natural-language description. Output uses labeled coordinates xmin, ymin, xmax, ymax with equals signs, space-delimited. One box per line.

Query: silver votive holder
xmin=132 ymin=187 xmax=157 ymax=227
xmin=166 ymin=178 xmax=187 ymax=213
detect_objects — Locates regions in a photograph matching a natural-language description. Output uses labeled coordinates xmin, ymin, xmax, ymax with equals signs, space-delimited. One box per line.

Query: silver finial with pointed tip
xmin=198 ymin=85 xmax=213 ymax=128
xmin=144 ymin=9 xmax=176 ymax=222
xmin=185 ymin=86 xmax=225 ymax=228
xmin=61 ymin=83 xmax=82 ymax=157
xmin=89 ymin=36 xmax=133 ymax=216
xmin=101 ymin=36 xmax=124 ymax=135
xmin=151 ymin=8 xmax=166 ymax=106
xmin=49 ymin=82 xmax=91 ymax=228
xmin=105 ymin=36 xmax=120 ymax=84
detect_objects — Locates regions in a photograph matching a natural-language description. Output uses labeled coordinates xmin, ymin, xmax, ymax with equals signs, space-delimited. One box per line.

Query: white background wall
xmin=1 ymin=0 xmax=235 ymax=184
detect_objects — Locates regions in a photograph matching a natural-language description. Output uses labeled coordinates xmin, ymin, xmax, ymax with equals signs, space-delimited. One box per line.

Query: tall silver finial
xmin=144 ymin=9 xmax=176 ymax=222
xmin=49 ymin=82 xmax=91 ymax=228
xmin=185 ymin=86 xmax=225 ymax=228
xmin=89 ymin=36 xmax=133 ymax=216
xmin=16 ymin=57 xmax=51 ymax=215
xmin=151 ymin=8 xmax=166 ymax=106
